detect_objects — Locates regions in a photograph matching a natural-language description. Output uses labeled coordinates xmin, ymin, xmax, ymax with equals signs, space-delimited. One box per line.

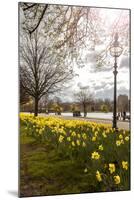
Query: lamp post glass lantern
xmin=109 ymin=33 xmax=123 ymax=130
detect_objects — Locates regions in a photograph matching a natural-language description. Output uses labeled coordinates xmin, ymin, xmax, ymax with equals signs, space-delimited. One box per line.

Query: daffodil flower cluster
xmin=20 ymin=113 xmax=130 ymax=190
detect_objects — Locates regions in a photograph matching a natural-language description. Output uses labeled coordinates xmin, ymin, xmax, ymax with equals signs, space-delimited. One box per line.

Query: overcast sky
xmin=20 ymin=5 xmax=130 ymax=102
xmin=60 ymin=8 xmax=130 ymax=102
xmin=60 ymin=54 xmax=130 ymax=102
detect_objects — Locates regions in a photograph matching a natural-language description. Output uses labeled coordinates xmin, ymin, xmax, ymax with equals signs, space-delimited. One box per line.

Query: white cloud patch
xmin=63 ymin=58 xmax=130 ymax=101
xmin=119 ymin=56 xmax=129 ymax=68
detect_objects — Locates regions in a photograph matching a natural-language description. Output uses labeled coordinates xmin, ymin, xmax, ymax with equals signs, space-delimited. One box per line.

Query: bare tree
xmin=20 ymin=31 xmax=74 ymax=116
xmin=20 ymin=3 xmax=129 ymax=70
xmin=19 ymin=2 xmax=100 ymax=66
xmin=20 ymin=78 xmax=30 ymax=105
xmin=19 ymin=3 xmax=129 ymax=117
xmin=20 ymin=3 xmax=49 ymax=36
xmin=75 ymin=87 xmax=93 ymax=117
xmin=20 ymin=2 xmax=91 ymax=42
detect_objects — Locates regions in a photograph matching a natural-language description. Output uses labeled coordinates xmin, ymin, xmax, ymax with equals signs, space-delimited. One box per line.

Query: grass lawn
xmin=20 ymin=133 xmax=97 ymax=197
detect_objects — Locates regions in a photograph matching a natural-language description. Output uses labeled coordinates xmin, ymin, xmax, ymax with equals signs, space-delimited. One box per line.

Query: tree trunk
xmin=34 ymin=97 xmax=39 ymax=116
xmin=83 ymin=104 xmax=87 ymax=117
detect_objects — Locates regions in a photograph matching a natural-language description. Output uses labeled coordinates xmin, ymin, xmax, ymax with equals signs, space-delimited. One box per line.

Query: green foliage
xmin=52 ymin=103 xmax=63 ymax=114
xmin=101 ymin=104 xmax=109 ymax=113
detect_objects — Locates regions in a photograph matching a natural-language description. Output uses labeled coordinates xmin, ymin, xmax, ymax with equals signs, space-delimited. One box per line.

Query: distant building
xmin=118 ymin=95 xmax=129 ymax=112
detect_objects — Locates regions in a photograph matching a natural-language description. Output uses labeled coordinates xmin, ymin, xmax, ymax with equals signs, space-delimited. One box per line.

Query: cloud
xmin=95 ymin=86 xmax=129 ymax=100
xmin=95 ymin=87 xmax=113 ymax=99
xmin=94 ymin=85 xmax=104 ymax=90
xmin=59 ymin=56 xmax=129 ymax=101
xmin=117 ymin=87 xmax=130 ymax=98
xmin=85 ymin=51 xmax=96 ymax=64
xmin=92 ymin=81 xmax=113 ymax=91
xmin=119 ymin=56 xmax=129 ymax=68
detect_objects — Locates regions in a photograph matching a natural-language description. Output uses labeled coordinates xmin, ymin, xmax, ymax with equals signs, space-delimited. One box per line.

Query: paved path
xmin=39 ymin=114 xmax=130 ymax=131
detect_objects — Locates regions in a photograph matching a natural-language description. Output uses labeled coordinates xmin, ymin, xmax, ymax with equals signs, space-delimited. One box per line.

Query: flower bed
xmin=20 ymin=113 xmax=130 ymax=192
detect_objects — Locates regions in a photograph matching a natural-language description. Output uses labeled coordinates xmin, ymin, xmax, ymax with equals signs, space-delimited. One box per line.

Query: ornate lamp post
xmin=109 ymin=33 xmax=123 ymax=130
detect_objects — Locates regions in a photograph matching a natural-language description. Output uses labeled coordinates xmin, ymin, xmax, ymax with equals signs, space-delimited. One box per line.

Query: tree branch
xmin=29 ymin=4 xmax=48 ymax=35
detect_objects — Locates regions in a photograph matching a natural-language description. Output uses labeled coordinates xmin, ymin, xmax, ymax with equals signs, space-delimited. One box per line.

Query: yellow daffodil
xmin=71 ymin=141 xmax=75 ymax=147
xmin=67 ymin=136 xmax=71 ymax=142
xmin=102 ymin=132 xmax=107 ymax=138
xmin=99 ymin=145 xmax=103 ymax=151
xmin=109 ymin=163 xmax=115 ymax=174
xmin=116 ymin=140 xmax=121 ymax=146
xmin=120 ymin=139 xmax=124 ymax=144
xmin=76 ymin=139 xmax=80 ymax=146
xmin=71 ymin=131 xmax=76 ymax=137
xmin=59 ymin=135 xmax=64 ymax=143
xmin=84 ymin=168 xmax=88 ymax=173
xmin=114 ymin=175 xmax=120 ymax=184
xmin=119 ymin=134 xmax=123 ymax=139
xmin=122 ymin=161 xmax=128 ymax=170
xmin=92 ymin=136 xmax=96 ymax=142
xmin=96 ymin=170 xmax=102 ymax=182
xmin=91 ymin=151 xmax=100 ymax=160
xmin=125 ymin=136 xmax=129 ymax=141
xmin=82 ymin=141 xmax=86 ymax=147
xmin=20 ymin=112 xmax=130 ymax=189
xmin=39 ymin=129 xmax=43 ymax=134
xmin=82 ymin=133 xmax=87 ymax=140
xmin=94 ymin=131 xmax=98 ymax=137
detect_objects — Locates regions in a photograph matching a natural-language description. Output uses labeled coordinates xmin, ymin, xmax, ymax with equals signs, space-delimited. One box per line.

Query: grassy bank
xmin=20 ymin=114 xmax=130 ymax=197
